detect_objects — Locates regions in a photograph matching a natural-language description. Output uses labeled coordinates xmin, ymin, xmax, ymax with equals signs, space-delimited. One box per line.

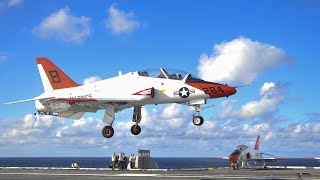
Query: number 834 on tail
xmin=5 ymin=57 xmax=238 ymax=138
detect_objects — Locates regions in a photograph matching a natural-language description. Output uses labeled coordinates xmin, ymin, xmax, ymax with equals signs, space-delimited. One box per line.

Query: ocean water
xmin=0 ymin=157 xmax=319 ymax=169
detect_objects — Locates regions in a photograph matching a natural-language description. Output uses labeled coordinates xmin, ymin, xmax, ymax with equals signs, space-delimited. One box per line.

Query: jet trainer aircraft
xmin=226 ymin=135 xmax=286 ymax=168
xmin=6 ymin=57 xmax=237 ymax=138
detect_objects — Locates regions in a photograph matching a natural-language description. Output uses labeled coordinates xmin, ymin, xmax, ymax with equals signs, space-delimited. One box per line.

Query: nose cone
xmin=228 ymin=154 xmax=240 ymax=162
xmin=226 ymin=86 xmax=237 ymax=97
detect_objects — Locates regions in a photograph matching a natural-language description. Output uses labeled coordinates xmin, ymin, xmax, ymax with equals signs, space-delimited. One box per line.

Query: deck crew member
xmin=118 ymin=152 xmax=124 ymax=170
xmin=111 ymin=152 xmax=116 ymax=170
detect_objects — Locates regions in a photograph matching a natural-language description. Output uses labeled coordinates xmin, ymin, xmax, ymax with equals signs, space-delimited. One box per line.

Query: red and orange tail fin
xmin=254 ymin=135 xmax=260 ymax=150
xmin=36 ymin=57 xmax=79 ymax=92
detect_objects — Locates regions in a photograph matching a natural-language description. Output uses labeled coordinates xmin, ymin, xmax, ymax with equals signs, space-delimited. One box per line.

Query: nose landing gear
xmin=192 ymin=116 xmax=204 ymax=126
xmin=191 ymin=104 xmax=215 ymax=126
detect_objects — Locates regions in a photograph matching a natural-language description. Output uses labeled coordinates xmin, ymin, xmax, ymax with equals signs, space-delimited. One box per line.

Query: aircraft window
xmin=169 ymin=74 xmax=183 ymax=80
xmin=186 ymin=74 xmax=206 ymax=82
xmin=158 ymin=68 xmax=169 ymax=79
xmin=157 ymin=73 xmax=166 ymax=79
xmin=138 ymin=71 xmax=149 ymax=77
xmin=162 ymin=68 xmax=188 ymax=80
xmin=138 ymin=69 xmax=159 ymax=78
xmin=186 ymin=74 xmax=224 ymax=85
xmin=237 ymin=145 xmax=248 ymax=151
xmin=231 ymin=149 xmax=241 ymax=155
xmin=138 ymin=68 xmax=189 ymax=80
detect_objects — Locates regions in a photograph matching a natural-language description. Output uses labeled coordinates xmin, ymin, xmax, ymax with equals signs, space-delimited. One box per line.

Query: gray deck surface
xmin=0 ymin=168 xmax=320 ymax=180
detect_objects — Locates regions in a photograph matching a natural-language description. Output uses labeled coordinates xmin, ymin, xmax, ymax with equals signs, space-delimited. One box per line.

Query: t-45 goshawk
xmin=6 ymin=57 xmax=237 ymax=138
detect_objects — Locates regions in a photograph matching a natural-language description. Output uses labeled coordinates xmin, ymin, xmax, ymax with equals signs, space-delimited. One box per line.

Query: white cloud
xmin=243 ymin=123 xmax=271 ymax=136
xmin=237 ymin=82 xmax=285 ymax=119
xmin=0 ymin=0 xmax=22 ymax=8
xmin=216 ymin=99 xmax=236 ymax=120
xmin=33 ymin=7 xmax=91 ymax=44
xmin=313 ymin=123 xmax=320 ymax=133
xmin=83 ymin=76 xmax=102 ymax=85
xmin=105 ymin=3 xmax=139 ymax=35
xmin=264 ymin=132 xmax=273 ymax=141
xmin=0 ymin=83 xmax=318 ymax=157
xmin=3 ymin=114 xmax=63 ymax=141
xmin=0 ymin=104 xmax=194 ymax=155
xmin=197 ymin=37 xmax=289 ymax=84
xmin=8 ymin=0 xmax=22 ymax=7
xmin=260 ymin=82 xmax=275 ymax=95
xmin=1 ymin=105 xmax=320 ymax=157
xmin=218 ymin=82 xmax=286 ymax=120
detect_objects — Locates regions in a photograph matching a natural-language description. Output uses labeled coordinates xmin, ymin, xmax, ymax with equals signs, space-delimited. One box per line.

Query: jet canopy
xmin=231 ymin=148 xmax=241 ymax=156
xmin=138 ymin=68 xmax=206 ymax=82
xmin=236 ymin=145 xmax=249 ymax=151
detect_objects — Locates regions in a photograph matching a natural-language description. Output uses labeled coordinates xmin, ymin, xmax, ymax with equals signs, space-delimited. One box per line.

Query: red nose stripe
xmin=186 ymin=82 xmax=237 ymax=98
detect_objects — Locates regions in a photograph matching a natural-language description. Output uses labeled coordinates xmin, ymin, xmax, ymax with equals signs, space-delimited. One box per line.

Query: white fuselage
xmin=35 ymin=71 xmax=210 ymax=114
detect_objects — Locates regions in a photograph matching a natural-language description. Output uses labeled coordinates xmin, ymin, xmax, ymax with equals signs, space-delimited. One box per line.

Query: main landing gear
xmin=102 ymin=126 xmax=114 ymax=138
xmin=131 ymin=124 xmax=141 ymax=135
xmin=102 ymin=105 xmax=116 ymax=138
xmin=101 ymin=103 xmax=214 ymax=138
xmin=131 ymin=106 xmax=142 ymax=135
xmin=191 ymin=104 xmax=215 ymax=126
xmin=101 ymin=105 xmax=143 ymax=138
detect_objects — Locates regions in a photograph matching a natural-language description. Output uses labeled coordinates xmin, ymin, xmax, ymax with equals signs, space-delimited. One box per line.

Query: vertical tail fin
xmin=36 ymin=57 xmax=79 ymax=92
xmin=254 ymin=135 xmax=260 ymax=150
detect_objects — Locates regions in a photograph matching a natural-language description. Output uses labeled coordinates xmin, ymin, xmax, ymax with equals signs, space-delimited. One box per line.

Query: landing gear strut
xmin=131 ymin=106 xmax=142 ymax=136
xmin=101 ymin=105 xmax=143 ymax=138
xmin=192 ymin=104 xmax=204 ymax=126
xmin=191 ymin=104 xmax=215 ymax=126
xmin=102 ymin=105 xmax=115 ymax=138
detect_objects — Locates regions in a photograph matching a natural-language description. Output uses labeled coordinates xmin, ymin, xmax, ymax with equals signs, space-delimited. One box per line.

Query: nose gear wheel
xmin=192 ymin=116 xmax=204 ymax=126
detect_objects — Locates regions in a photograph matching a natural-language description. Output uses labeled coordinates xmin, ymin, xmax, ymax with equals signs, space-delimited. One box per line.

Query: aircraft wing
xmin=49 ymin=97 xmax=140 ymax=103
xmin=48 ymin=98 xmax=140 ymax=113
xmin=249 ymin=158 xmax=288 ymax=162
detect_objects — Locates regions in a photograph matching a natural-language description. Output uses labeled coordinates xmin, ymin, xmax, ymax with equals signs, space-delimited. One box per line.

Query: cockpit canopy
xmin=230 ymin=148 xmax=241 ymax=156
xmin=138 ymin=68 xmax=210 ymax=83
xmin=138 ymin=68 xmax=187 ymax=80
xmin=236 ymin=145 xmax=248 ymax=151
xmin=230 ymin=145 xmax=248 ymax=156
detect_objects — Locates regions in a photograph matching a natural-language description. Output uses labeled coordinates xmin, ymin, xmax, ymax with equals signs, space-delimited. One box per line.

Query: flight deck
xmin=0 ymin=167 xmax=319 ymax=180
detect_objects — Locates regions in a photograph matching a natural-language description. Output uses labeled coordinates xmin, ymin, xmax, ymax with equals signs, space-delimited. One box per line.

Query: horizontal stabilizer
xmin=249 ymin=157 xmax=288 ymax=162
xmin=4 ymin=97 xmax=53 ymax=104
xmin=261 ymin=152 xmax=277 ymax=157
xmin=4 ymin=98 xmax=38 ymax=104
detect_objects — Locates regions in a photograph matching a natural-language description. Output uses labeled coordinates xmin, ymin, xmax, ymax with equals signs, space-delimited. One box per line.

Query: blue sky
xmin=0 ymin=0 xmax=319 ymax=157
